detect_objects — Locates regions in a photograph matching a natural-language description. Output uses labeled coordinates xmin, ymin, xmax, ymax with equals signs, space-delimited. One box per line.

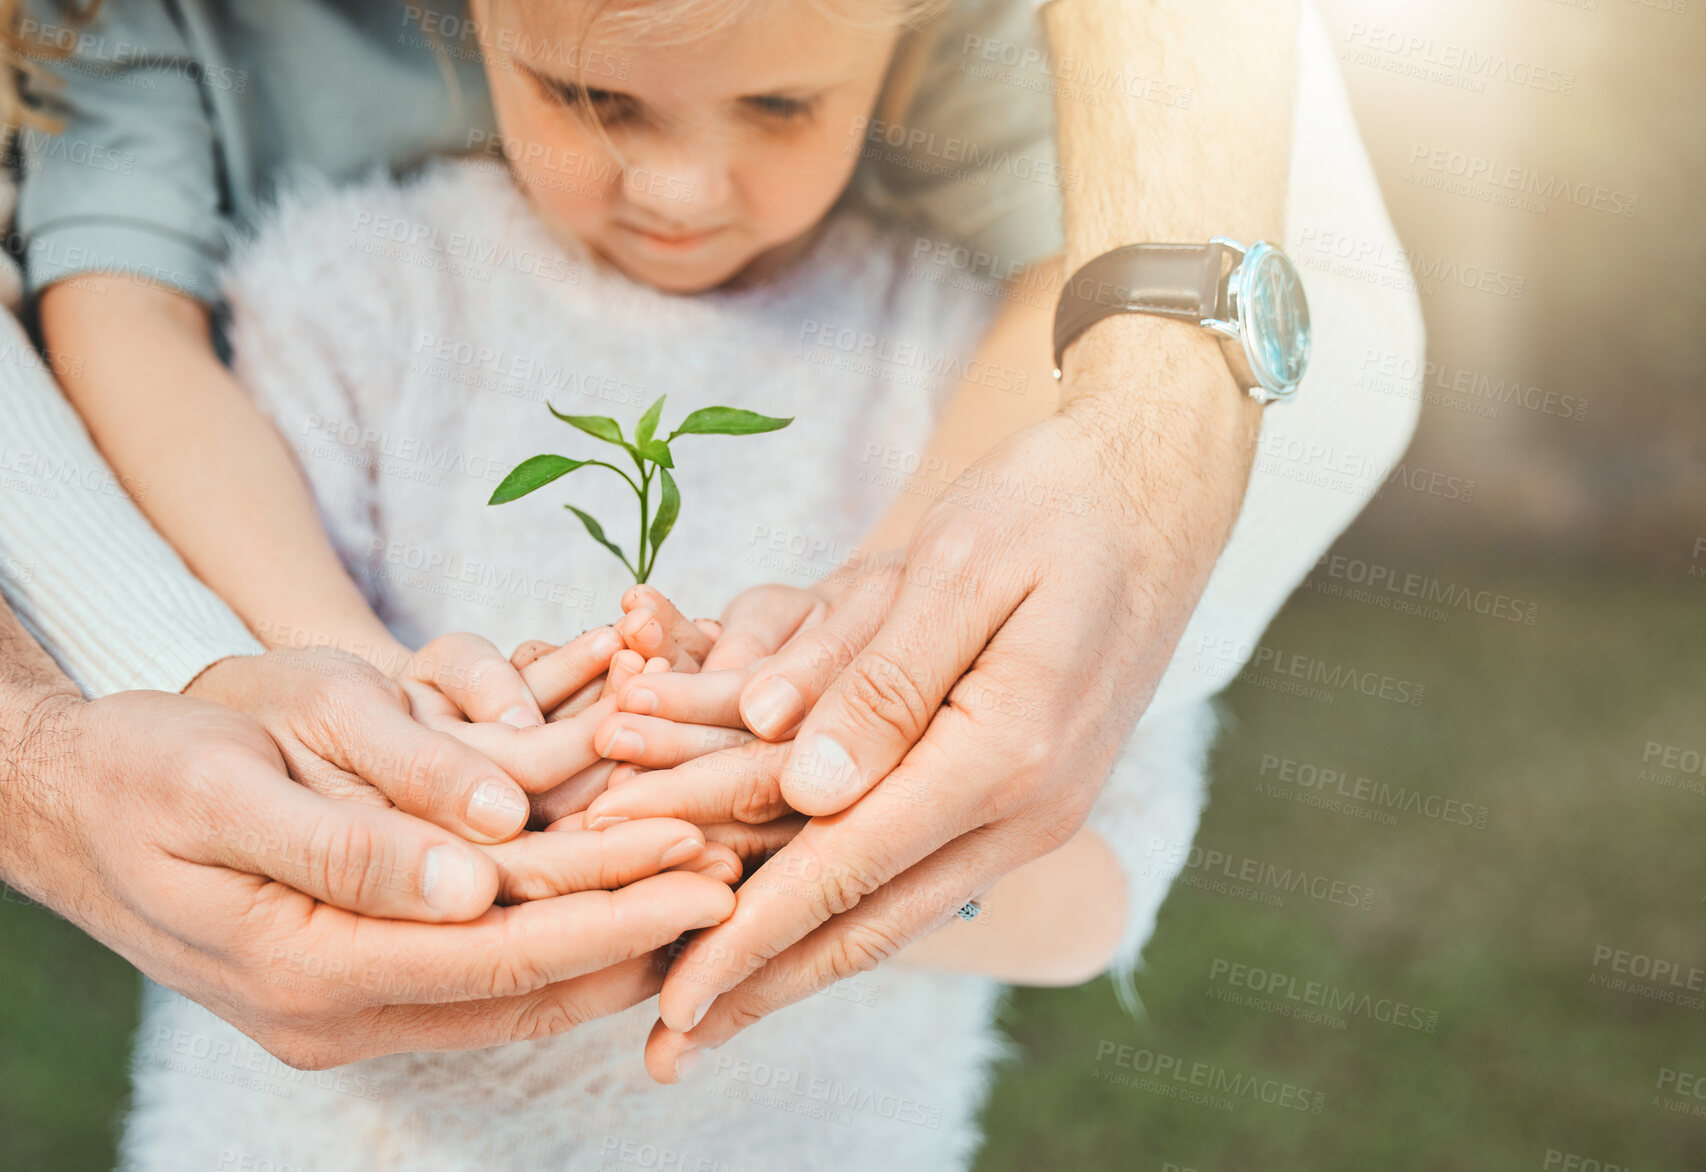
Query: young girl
xmin=106 ymin=1 xmax=1156 ymax=1167
xmin=115 ymin=0 xmax=1427 ymax=1166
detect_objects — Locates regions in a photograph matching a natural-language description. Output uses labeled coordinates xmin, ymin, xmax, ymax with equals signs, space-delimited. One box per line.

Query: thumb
xmin=735 ymin=569 xmax=897 ymax=740
xmin=774 ymin=560 xmax=1017 ymax=817
xmin=193 ymin=752 xmax=501 ymax=922
xmin=410 ymin=632 xmax=544 ymax=729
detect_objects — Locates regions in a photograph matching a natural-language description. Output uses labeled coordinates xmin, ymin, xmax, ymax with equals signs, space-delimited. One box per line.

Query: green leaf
xmin=488 ymin=455 xmax=591 ymax=504
xmin=634 ymin=395 xmax=667 ymax=449
xmin=565 ymin=505 xmax=631 ymax=574
xmin=638 ymin=438 xmax=673 ymax=468
xmin=648 ymin=467 xmax=680 ymax=561
xmin=668 ymin=406 xmax=794 ymax=438
xmin=547 ymin=405 xmax=629 ymax=449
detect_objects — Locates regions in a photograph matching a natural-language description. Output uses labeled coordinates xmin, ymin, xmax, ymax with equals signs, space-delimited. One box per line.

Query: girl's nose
xmin=620 ymin=143 xmax=731 ymax=219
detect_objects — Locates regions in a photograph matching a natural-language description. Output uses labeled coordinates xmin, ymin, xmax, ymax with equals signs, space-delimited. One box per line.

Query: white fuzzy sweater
xmin=119 ymin=9 xmax=1423 ymax=1168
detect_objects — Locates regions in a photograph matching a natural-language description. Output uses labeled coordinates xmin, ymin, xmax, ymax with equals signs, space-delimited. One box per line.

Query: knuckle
xmin=839 ymin=650 xmax=935 ymax=744
xmin=795 ymin=849 xmax=886 ymax=921
xmin=257 ymin=1027 xmax=341 ymax=1072
xmin=821 ymin=921 xmax=907 ymax=981
xmin=306 ymin=813 xmax=392 ymax=909
xmin=397 ymin=734 xmax=463 ymax=814
xmin=509 ymin=995 xmax=585 ymax=1042
xmin=721 ymin=997 xmax=772 ymax=1034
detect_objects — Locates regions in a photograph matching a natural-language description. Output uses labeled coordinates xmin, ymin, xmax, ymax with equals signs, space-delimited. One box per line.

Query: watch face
xmin=1238 ymin=242 xmax=1311 ymax=397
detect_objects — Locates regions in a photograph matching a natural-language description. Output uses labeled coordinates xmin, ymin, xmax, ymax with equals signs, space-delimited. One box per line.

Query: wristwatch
xmin=1052 ymin=238 xmax=1312 ymax=404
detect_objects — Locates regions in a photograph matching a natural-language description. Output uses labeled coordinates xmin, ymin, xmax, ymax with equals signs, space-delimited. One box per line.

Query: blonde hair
xmin=0 ymin=0 xmax=103 ymax=133
xmin=536 ymin=0 xmax=954 ymax=45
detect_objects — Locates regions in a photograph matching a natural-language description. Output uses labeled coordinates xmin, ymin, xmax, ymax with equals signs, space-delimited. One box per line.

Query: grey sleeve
xmin=0 ymin=310 xmax=264 ymax=697
xmin=14 ymin=0 xmax=228 ymax=301
xmin=852 ymin=0 xmax=1065 ymax=267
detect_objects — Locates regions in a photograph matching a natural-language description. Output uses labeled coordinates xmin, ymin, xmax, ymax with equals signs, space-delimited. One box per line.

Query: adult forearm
xmin=40 ymin=278 xmax=406 ymax=670
xmin=0 ymin=597 xmax=81 ymax=894
xmin=1043 ymin=0 xmax=1299 ymax=624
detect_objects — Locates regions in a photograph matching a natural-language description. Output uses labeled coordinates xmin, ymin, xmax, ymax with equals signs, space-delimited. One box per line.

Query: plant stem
xmin=585 ymin=459 xmax=642 ymax=496
xmin=636 ymin=463 xmax=652 ymax=583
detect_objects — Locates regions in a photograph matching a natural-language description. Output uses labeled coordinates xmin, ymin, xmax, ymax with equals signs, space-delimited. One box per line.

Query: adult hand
xmin=187 ymin=646 xmax=535 ymax=842
xmin=1 ymin=689 xmax=737 ymax=1069
xmin=642 ymin=379 xmax=1255 ymax=1081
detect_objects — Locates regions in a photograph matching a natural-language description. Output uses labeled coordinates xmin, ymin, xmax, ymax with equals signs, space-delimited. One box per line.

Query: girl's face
xmin=473 ymin=1 xmax=900 ymax=293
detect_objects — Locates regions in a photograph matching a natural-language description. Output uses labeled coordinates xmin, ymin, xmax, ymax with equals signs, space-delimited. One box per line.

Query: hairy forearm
xmin=40 ymin=278 xmax=407 ymax=670
xmin=1043 ymin=0 xmax=1299 ymax=615
xmin=0 ymin=598 xmax=82 ymax=892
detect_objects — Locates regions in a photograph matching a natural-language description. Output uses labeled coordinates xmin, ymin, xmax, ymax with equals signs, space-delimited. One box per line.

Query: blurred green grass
xmin=975 ymin=575 xmax=1706 ymax=1172
xmin=4 ymin=577 xmax=1704 ymax=1169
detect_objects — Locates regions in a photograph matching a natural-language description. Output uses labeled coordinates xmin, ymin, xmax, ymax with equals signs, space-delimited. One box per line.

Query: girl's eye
xmin=743 ymin=94 xmax=814 ymax=122
xmin=580 ymin=88 xmax=639 ymax=124
xmin=525 ymin=68 xmax=640 ymax=125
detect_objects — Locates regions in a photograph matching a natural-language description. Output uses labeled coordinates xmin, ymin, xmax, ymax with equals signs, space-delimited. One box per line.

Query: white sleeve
xmin=1085 ymin=0 xmax=1428 ymax=978
xmin=0 ymin=312 xmax=263 ymax=698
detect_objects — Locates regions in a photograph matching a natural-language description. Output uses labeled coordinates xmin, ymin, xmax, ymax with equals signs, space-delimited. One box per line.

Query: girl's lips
xmin=619 ymin=223 xmax=727 ymax=252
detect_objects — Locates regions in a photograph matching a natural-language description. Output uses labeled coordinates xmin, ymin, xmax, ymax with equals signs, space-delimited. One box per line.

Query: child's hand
xmin=401 ymin=627 xmax=629 ymax=798
xmin=478 ymin=814 xmax=741 ymax=904
xmin=595 ymin=583 xmax=829 ymax=765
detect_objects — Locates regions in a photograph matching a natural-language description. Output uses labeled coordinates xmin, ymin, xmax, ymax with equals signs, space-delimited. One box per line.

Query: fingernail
xmin=660 ymin=838 xmax=703 ymax=868
xmin=467 ymin=779 xmax=528 ymax=836
xmin=741 ymin=676 xmax=804 ymax=739
xmin=625 ymin=687 xmax=659 ymax=716
xmin=691 ymin=998 xmax=713 ymax=1028
xmin=587 ymin=813 xmax=629 ymax=831
xmin=674 ymin=1046 xmax=706 ymax=1081
xmin=789 ymin=733 xmax=862 ymax=804
xmin=707 ymin=860 xmax=738 ymax=883
xmin=420 ymin=845 xmax=479 ymax=911
xmin=607 ymin=728 xmax=645 ymax=758
xmin=499 ymin=704 xmax=541 ymax=730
